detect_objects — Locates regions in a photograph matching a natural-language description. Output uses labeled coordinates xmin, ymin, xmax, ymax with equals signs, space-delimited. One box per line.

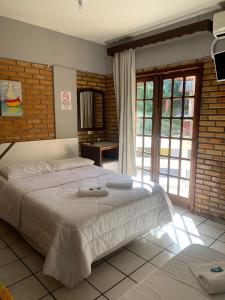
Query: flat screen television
xmin=214 ymin=50 xmax=225 ymax=82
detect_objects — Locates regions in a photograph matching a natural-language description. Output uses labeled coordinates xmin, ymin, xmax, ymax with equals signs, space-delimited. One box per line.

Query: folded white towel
xmin=106 ymin=179 xmax=133 ymax=189
xmin=189 ymin=262 xmax=225 ymax=295
xmin=78 ymin=184 xmax=109 ymax=197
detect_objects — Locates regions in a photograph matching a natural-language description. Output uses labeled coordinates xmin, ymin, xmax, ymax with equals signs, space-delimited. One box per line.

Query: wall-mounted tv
xmin=214 ymin=50 xmax=225 ymax=82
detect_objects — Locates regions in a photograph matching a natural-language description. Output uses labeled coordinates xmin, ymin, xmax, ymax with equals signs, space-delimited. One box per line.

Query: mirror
xmin=78 ymin=88 xmax=105 ymax=131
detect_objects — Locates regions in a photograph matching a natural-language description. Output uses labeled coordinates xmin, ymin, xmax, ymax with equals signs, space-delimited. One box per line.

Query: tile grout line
xmin=1 ymin=210 xmax=225 ymax=299
xmin=0 ymin=235 xmax=56 ymax=300
xmin=208 ymin=230 xmax=225 ymax=249
xmin=105 ymin=259 xmax=142 ymax=284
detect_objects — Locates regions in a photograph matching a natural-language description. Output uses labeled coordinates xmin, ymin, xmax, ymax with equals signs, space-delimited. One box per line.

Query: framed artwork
xmin=0 ymin=80 xmax=23 ymax=117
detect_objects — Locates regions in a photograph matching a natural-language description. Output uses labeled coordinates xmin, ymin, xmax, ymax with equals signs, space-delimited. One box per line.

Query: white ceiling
xmin=0 ymin=0 xmax=221 ymax=44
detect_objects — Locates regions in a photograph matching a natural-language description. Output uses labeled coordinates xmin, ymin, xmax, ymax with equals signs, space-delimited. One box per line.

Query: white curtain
xmin=113 ymin=49 xmax=136 ymax=176
xmin=80 ymin=91 xmax=93 ymax=128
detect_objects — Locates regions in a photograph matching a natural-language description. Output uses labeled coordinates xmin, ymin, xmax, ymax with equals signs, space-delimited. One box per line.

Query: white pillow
xmin=48 ymin=157 xmax=94 ymax=171
xmin=0 ymin=161 xmax=53 ymax=179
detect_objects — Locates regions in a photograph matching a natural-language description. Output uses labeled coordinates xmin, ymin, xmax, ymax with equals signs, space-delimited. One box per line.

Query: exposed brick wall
xmin=0 ymin=58 xmax=55 ymax=142
xmin=195 ymin=58 xmax=225 ymax=221
xmin=0 ymin=58 xmax=119 ymax=147
xmin=105 ymin=75 xmax=118 ymax=142
xmin=77 ymin=71 xmax=118 ymax=147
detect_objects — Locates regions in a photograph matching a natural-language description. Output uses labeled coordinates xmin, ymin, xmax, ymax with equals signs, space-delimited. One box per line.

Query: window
xmin=135 ymin=66 xmax=202 ymax=208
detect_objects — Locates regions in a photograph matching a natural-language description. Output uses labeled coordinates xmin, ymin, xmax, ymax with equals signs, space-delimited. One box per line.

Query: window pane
xmin=137 ymin=82 xmax=144 ymax=99
xmin=172 ymin=98 xmax=182 ymax=117
xmin=135 ymin=152 xmax=142 ymax=168
xmin=145 ymin=100 xmax=153 ymax=117
xmin=185 ymin=76 xmax=196 ymax=96
xmin=159 ymin=175 xmax=168 ymax=192
xmin=183 ymin=120 xmax=193 ymax=139
xmin=181 ymin=160 xmax=190 ymax=179
xmin=143 ymin=169 xmax=151 ymax=183
xmin=160 ymin=157 xmax=168 ymax=174
xmin=163 ymin=79 xmax=172 ymax=98
xmin=144 ymin=119 xmax=152 ymax=136
xmin=182 ymin=140 xmax=192 ymax=159
xmin=160 ymin=138 xmax=169 ymax=156
xmin=146 ymin=81 xmax=154 ymax=99
xmin=161 ymin=119 xmax=170 ymax=137
xmin=169 ymin=177 xmax=178 ymax=195
xmin=169 ymin=158 xmax=179 ymax=177
xmin=144 ymin=137 xmax=151 ymax=153
xmin=144 ymin=153 xmax=151 ymax=170
xmin=173 ymin=78 xmax=183 ymax=97
xmin=136 ymin=101 xmax=144 ymax=117
xmin=184 ymin=98 xmax=194 ymax=117
xmin=162 ymin=99 xmax=171 ymax=117
xmin=136 ymin=118 xmax=143 ymax=135
xmin=171 ymin=119 xmax=181 ymax=137
xmin=180 ymin=179 xmax=189 ymax=198
xmin=136 ymin=136 xmax=143 ymax=152
xmin=171 ymin=139 xmax=180 ymax=157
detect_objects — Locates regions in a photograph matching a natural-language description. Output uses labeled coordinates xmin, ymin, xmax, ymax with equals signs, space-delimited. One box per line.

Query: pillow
xmin=0 ymin=161 xmax=53 ymax=179
xmin=48 ymin=157 xmax=94 ymax=171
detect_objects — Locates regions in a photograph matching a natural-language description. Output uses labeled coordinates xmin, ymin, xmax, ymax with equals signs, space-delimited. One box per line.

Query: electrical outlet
xmin=88 ymin=130 xmax=93 ymax=135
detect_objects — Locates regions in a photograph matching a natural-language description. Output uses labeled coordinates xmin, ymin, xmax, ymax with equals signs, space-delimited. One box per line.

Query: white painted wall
xmin=54 ymin=66 xmax=78 ymax=139
xmin=0 ymin=16 xmax=111 ymax=75
xmin=136 ymin=32 xmax=213 ymax=70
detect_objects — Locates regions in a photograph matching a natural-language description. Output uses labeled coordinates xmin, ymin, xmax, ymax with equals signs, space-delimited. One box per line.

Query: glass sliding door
xmin=159 ymin=74 xmax=198 ymax=205
xmin=136 ymin=67 xmax=202 ymax=208
xmin=135 ymin=78 xmax=155 ymax=183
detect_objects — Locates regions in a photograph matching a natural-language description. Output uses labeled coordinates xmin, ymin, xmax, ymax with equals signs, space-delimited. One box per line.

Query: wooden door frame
xmin=136 ymin=63 xmax=203 ymax=211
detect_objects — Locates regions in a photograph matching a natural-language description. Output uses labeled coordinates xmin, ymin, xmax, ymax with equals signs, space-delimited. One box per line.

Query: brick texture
xmin=195 ymin=58 xmax=225 ymax=220
xmin=105 ymin=75 xmax=118 ymax=142
xmin=0 ymin=58 xmax=118 ymax=148
xmin=77 ymin=71 xmax=118 ymax=147
xmin=0 ymin=58 xmax=55 ymax=142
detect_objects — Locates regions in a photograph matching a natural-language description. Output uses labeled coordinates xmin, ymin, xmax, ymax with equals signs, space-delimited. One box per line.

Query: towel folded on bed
xmin=189 ymin=261 xmax=225 ymax=295
xmin=78 ymin=184 xmax=109 ymax=197
xmin=106 ymin=179 xmax=133 ymax=188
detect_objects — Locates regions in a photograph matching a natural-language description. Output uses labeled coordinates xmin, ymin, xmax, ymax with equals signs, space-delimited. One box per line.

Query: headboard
xmin=0 ymin=138 xmax=78 ymax=169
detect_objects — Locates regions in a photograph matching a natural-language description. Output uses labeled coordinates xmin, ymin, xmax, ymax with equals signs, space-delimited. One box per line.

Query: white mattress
xmin=119 ymin=244 xmax=225 ymax=300
xmin=0 ymin=165 xmax=173 ymax=288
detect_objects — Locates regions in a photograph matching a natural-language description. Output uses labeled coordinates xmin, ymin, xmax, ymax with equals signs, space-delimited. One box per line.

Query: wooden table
xmin=81 ymin=142 xmax=118 ymax=167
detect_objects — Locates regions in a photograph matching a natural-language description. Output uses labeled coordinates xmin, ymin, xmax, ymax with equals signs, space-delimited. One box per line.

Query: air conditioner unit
xmin=213 ymin=11 xmax=225 ymax=39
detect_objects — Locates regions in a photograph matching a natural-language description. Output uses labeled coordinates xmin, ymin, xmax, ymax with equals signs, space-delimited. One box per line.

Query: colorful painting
xmin=0 ymin=80 xmax=22 ymax=116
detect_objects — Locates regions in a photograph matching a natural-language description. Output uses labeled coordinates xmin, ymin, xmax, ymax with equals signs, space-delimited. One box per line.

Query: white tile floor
xmin=1 ymin=205 xmax=225 ymax=300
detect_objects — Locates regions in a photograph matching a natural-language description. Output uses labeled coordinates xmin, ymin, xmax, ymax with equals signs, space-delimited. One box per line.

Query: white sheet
xmin=0 ymin=165 xmax=173 ymax=288
xmin=119 ymin=244 xmax=225 ymax=300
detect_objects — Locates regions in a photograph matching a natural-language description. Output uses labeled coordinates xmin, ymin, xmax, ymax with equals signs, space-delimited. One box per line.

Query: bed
xmin=119 ymin=244 xmax=225 ymax=300
xmin=0 ymin=139 xmax=174 ymax=288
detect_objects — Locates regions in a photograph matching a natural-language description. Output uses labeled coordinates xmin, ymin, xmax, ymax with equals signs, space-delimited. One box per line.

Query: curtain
xmin=113 ymin=49 xmax=136 ymax=176
xmin=80 ymin=91 xmax=93 ymax=128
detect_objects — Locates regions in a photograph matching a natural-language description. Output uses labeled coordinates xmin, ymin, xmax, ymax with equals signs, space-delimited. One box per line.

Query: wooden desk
xmin=81 ymin=142 xmax=118 ymax=167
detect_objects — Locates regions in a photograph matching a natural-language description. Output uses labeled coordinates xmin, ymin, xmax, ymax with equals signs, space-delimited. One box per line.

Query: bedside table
xmin=81 ymin=142 xmax=118 ymax=167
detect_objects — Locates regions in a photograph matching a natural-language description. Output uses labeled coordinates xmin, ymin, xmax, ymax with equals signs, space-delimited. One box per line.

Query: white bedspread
xmin=0 ymin=165 xmax=173 ymax=288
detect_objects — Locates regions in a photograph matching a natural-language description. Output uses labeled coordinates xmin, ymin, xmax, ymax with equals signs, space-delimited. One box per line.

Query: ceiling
xmin=0 ymin=0 xmax=222 ymax=44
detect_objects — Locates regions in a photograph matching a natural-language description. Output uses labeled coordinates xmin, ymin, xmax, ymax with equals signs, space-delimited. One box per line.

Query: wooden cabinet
xmin=81 ymin=142 xmax=118 ymax=167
